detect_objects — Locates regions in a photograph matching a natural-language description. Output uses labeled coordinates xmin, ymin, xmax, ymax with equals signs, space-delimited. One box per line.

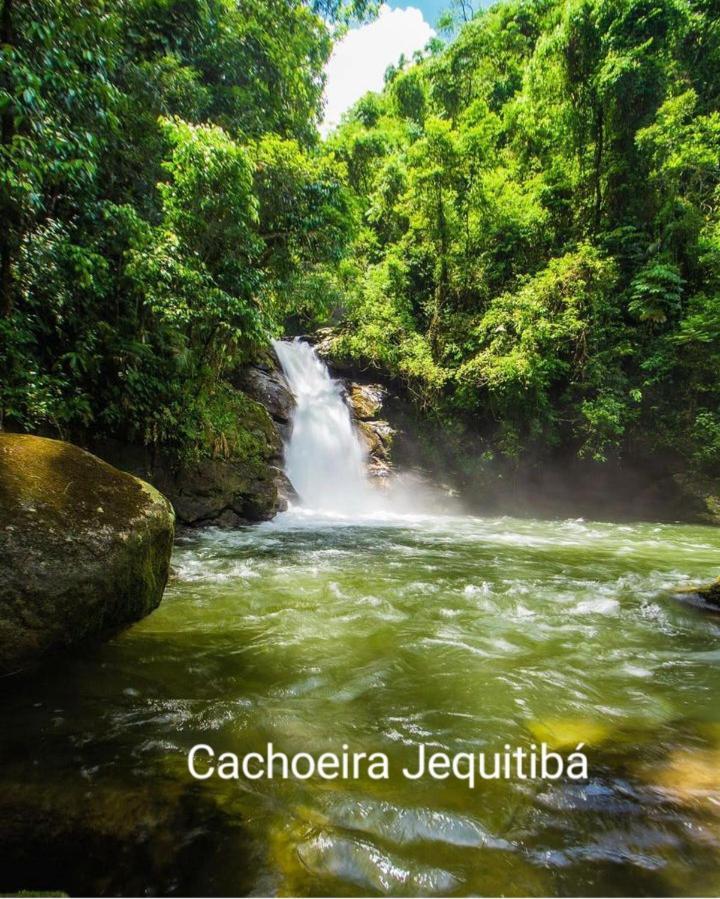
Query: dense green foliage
xmin=0 ymin=0 xmax=356 ymax=456
xmin=2 ymin=0 xmax=719 ymax=484
xmin=326 ymin=0 xmax=720 ymax=475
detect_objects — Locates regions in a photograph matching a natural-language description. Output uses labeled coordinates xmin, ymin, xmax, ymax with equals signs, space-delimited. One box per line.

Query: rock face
xmin=0 ymin=433 xmax=174 ymax=674
xmin=345 ymin=382 xmax=396 ymax=481
xmin=150 ymin=455 xmax=282 ymax=528
xmin=228 ymin=350 xmax=296 ymax=511
xmin=349 ymin=383 xmax=384 ymax=421
xmin=231 ymin=360 xmax=295 ymax=441
xmin=672 ymin=473 xmax=720 ymax=526
xmin=95 ymin=365 xmax=293 ymax=528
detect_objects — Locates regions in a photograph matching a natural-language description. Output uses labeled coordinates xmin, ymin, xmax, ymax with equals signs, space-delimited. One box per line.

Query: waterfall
xmin=272 ymin=338 xmax=378 ymax=514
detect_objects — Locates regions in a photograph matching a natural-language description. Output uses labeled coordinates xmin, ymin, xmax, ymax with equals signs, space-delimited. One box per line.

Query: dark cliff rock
xmin=230 ymin=348 xmax=296 ymax=509
xmin=94 ymin=391 xmax=285 ymax=529
xmin=94 ymin=351 xmax=296 ymax=528
xmin=230 ymin=350 xmax=295 ymax=442
xmin=149 ymin=454 xmax=283 ymax=528
xmin=0 ymin=433 xmax=174 ymax=674
xmin=672 ymin=473 xmax=720 ymax=527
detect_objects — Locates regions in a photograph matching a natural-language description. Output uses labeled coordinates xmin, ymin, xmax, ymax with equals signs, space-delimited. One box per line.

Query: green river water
xmin=2 ymin=509 xmax=720 ymax=896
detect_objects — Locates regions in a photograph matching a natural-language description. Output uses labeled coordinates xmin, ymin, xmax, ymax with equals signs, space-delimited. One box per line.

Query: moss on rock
xmin=0 ymin=433 xmax=174 ymax=674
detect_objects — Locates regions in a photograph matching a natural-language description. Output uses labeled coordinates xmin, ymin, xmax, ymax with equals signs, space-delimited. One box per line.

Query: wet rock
xmin=349 ymin=384 xmax=385 ymax=420
xmin=0 ymin=773 xmax=247 ymax=897
xmin=528 ymin=717 xmax=612 ymax=750
xmin=0 ymin=433 xmax=174 ymax=674
xmin=341 ymin=379 xmax=397 ymax=482
xmin=673 ymin=577 xmax=720 ymax=609
xmin=357 ymin=418 xmax=396 ymax=483
xmin=150 ymin=455 xmax=282 ymax=527
xmin=358 ymin=421 xmax=394 ymax=460
xmin=228 ymin=348 xmax=295 ymax=506
xmin=368 ymin=458 xmax=393 ymax=481
xmin=275 ymin=468 xmax=298 ymax=508
xmin=696 ymin=578 xmax=720 ymax=606
xmin=231 ymin=358 xmax=295 ymax=434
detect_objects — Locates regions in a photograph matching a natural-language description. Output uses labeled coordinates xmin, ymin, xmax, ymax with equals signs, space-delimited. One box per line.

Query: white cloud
xmin=321 ymin=4 xmax=435 ymax=136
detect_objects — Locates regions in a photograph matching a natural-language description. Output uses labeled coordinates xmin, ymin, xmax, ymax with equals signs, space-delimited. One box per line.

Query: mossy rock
xmin=147 ymin=384 xmax=286 ymax=526
xmin=0 ymin=433 xmax=174 ymax=674
xmin=527 ymin=717 xmax=612 ymax=750
xmin=697 ymin=577 xmax=720 ymax=606
xmin=672 ymin=577 xmax=720 ymax=609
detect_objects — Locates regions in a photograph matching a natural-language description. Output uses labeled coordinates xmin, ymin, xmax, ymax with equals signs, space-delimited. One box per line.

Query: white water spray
xmin=272 ymin=338 xmax=379 ymax=514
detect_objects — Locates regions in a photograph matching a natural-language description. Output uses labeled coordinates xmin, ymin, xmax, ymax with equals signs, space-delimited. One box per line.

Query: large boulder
xmin=0 ymin=433 xmax=174 ymax=674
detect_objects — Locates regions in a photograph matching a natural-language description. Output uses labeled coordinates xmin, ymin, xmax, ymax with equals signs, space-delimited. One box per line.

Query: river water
xmin=4 ymin=510 xmax=720 ymax=895
xmin=2 ymin=344 xmax=720 ymax=896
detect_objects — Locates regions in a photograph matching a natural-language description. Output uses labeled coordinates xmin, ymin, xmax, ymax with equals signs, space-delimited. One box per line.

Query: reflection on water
xmin=2 ymin=511 xmax=720 ymax=896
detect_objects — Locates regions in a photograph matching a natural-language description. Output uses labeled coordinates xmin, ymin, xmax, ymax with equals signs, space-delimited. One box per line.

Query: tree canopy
xmin=2 ymin=0 xmax=719 ymax=482
xmin=324 ymin=0 xmax=720 ymax=475
xmin=0 ymin=0 xmax=352 ymax=455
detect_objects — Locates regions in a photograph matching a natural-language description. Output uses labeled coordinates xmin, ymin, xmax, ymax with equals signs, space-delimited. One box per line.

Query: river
xmin=2 ymin=343 xmax=720 ymax=896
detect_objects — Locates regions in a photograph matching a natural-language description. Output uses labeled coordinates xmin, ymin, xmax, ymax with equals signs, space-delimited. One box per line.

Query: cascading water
xmin=272 ymin=338 xmax=379 ymax=514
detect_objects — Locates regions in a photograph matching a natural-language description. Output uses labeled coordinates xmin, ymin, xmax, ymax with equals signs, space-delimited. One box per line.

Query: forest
xmin=3 ymin=4 xmax=720 ymax=896
xmin=2 ymin=0 xmax=720 ymax=487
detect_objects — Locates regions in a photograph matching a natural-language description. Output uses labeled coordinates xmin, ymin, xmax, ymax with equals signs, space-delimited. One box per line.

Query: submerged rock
xmin=649 ymin=746 xmax=720 ymax=802
xmin=528 ymin=717 xmax=612 ymax=750
xmin=0 ymin=771 xmax=247 ymax=897
xmin=673 ymin=577 xmax=720 ymax=609
xmin=0 ymin=433 xmax=174 ymax=674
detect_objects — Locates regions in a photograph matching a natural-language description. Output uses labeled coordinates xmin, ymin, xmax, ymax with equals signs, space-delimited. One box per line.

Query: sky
xmin=386 ymin=0 xmax=449 ymax=26
xmin=321 ymin=3 xmax=436 ymax=135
